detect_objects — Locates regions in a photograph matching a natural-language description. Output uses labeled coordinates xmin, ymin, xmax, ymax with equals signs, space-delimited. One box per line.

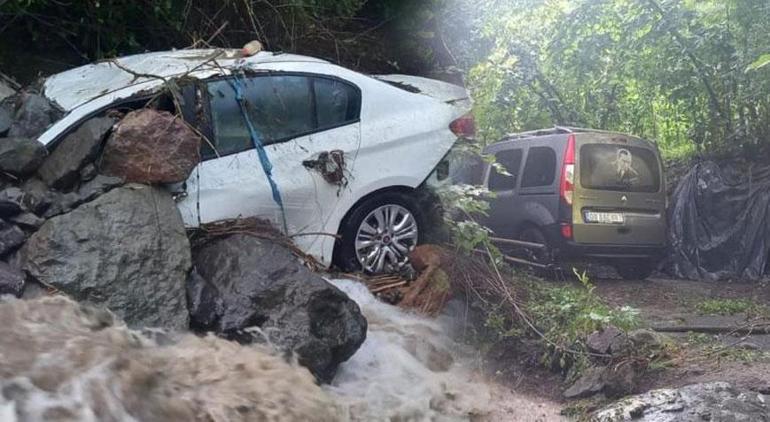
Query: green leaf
xmin=746 ymin=54 xmax=770 ymax=72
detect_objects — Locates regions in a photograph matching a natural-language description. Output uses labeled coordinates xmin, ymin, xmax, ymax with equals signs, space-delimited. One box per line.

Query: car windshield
xmin=579 ymin=143 xmax=660 ymax=193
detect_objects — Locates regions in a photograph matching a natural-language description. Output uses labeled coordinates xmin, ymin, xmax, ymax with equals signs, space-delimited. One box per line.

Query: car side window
xmin=488 ymin=149 xmax=523 ymax=191
xmin=202 ymin=75 xmax=360 ymax=160
xmin=521 ymin=146 xmax=557 ymax=188
xmin=314 ymin=78 xmax=360 ymax=129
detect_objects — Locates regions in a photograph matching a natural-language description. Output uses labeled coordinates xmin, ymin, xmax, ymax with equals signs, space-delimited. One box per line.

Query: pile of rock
xmin=0 ymin=92 xmax=366 ymax=382
xmin=563 ymin=326 xmax=667 ymax=399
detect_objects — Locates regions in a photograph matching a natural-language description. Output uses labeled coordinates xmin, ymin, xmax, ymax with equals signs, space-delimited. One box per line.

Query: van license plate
xmin=585 ymin=212 xmax=624 ymax=224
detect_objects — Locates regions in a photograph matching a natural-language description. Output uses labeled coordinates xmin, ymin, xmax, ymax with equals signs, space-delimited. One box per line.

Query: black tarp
xmin=668 ymin=160 xmax=770 ymax=281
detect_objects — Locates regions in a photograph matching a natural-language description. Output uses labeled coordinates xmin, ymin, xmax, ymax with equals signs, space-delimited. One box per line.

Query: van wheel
xmin=615 ymin=260 xmax=655 ymax=280
xmin=335 ymin=192 xmax=423 ymax=274
xmin=518 ymin=227 xmax=553 ymax=265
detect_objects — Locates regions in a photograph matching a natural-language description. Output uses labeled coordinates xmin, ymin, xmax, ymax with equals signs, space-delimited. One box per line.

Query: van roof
xmin=502 ymin=126 xmax=649 ymax=142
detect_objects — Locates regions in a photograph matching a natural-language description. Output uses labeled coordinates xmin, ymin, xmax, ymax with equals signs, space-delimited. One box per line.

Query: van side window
xmin=521 ymin=146 xmax=556 ymax=188
xmin=488 ymin=149 xmax=523 ymax=191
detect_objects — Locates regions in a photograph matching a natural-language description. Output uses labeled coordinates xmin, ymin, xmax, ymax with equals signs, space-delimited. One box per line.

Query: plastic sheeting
xmin=668 ymin=161 xmax=770 ymax=281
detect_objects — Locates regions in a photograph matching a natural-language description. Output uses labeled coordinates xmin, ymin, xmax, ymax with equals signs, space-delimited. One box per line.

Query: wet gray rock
xmin=19 ymin=178 xmax=54 ymax=215
xmin=0 ymin=187 xmax=26 ymax=217
xmin=0 ymin=137 xmax=46 ymax=177
xmin=565 ymin=362 xmax=643 ymax=399
xmin=564 ymin=366 xmax=607 ymax=399
xmin=189 ymin=234 xmax=367 ymax=382
xmin=9 ymin=212 xmax=44 ymax=230
xmin=0 ymin=261 xmax=24 ymax=297
xmin=593 ymin=382 xmax=770 ymax=421
xmin=0 ymin=221 xmax=26 ymax=256
xmin=37 ymin=117 xmax=114 ymax=190
xmin=51 ymin=174 xmax=124 ymax=216
xmin=21 ymin=184 xmax=191 ymax=329
xmin=0 ymin=106 xmax=13 ymax=136
xmin=7 ymin=93 xmax=62 ymax=139
xmin=587 ymin=325 xmax=630 ymax=356
xmin=79 ymin=163 xmax=97 ymax=182
xmin=628 ymin=329 xmax=665 ymax=350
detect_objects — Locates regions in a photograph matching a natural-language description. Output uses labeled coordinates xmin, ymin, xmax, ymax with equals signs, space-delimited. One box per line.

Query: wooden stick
xmin=490 ymin=236 xmax=547 ymax=250
xmin=371 ymin=281 xmax=408 ymax=294
xmin=652 ymin=325 xmax=770 ymax=335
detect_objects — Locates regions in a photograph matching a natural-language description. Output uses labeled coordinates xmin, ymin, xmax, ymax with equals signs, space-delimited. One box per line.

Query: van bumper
xmin=555 ymin=241 xmax=666 ymax=261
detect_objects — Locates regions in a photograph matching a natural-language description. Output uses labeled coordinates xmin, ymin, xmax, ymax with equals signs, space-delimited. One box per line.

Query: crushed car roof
xmin=43 ymin=49 xmax=329 ymax=112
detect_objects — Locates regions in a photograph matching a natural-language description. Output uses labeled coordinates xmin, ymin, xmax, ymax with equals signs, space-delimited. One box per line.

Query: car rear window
xmin=580 ymin=144 xmax=660 ymax=192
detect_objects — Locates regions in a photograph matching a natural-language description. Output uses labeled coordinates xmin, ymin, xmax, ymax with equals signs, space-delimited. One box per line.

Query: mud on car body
xmin=37 ymin=48 xmax=473 ymax=274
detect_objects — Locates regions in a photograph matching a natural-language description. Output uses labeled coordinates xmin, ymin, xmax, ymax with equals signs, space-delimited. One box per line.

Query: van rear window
xmin=580 ymin=144 xmax=660 ymax=192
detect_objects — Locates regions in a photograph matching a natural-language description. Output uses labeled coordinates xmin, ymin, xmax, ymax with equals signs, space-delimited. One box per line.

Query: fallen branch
xmin=652 ymin=324 xmax=770 ymax=335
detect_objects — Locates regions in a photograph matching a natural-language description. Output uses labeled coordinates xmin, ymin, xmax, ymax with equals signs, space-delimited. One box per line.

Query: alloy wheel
xmin=354 ymin=204 xmax=419 ymax=273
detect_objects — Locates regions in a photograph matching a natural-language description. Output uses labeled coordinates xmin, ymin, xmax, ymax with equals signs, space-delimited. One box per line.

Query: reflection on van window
xmin=521 ymin=146 xmax=556 ymax=188
xmin=488 ymin=149 xmax=522 ymax=191
xmin=580 ymin=144 xmax=660 ymax=192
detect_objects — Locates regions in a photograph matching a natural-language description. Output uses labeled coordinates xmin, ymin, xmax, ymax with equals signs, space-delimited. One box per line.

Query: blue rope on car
xmin=228 ymin=73 xmax=289 ymax=234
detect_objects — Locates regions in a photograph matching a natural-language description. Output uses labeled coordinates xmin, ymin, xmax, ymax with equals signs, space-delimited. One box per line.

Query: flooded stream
xmin=326 ymin=279 xmax=565 ymax=422
xmin=0 ymin=280 xmax=564 ymax=421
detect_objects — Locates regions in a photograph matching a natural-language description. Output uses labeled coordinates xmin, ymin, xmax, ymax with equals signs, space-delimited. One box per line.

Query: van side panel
xmin=482 ymin=135 xmax=565 ymax=240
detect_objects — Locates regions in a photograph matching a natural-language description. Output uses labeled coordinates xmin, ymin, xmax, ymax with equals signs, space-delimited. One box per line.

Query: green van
xmin=477 ymin=127 xmax=667 ymax=279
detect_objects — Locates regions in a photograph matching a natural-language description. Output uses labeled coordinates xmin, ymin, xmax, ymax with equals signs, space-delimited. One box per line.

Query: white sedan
xmin=38 ymin=49 xmax=473 ymax=273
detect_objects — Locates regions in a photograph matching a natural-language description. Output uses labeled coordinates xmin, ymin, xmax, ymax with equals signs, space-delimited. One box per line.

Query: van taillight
xmin=449 ymin=113 xmax=476 ymax=138
xmin=559 ymin=134 xmax=576 ymax=239
xmin=560 ymin=134 xmax=576 ymax=205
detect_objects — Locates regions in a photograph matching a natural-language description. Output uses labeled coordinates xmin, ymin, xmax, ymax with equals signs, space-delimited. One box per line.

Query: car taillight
xmin=449 ymin=113 xmax=475 ymax=138
xmin=559 ymin=134 xmax=576 ymax=239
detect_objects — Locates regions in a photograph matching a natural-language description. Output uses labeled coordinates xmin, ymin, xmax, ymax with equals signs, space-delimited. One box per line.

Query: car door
xmin=482 ymin=146 xmax=524 ymax=239
xmin=177 ymin=73 xmax=362 ymax=244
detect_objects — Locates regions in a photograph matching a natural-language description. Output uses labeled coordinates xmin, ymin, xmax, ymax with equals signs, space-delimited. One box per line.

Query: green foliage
xmin=527 ymin=269 xmax=640 ymax=367
xmin=466 ymin=0 xmax=770 ymax=159
xmin=695 ymin=298 xmax=767 ymax=316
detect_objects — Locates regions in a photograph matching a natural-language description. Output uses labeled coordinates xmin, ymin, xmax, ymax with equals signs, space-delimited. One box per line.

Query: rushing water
xmin=325 ymin=279 xmax=491 ymax=421
xmin=0 ymin=280 xmax=564 ymax=421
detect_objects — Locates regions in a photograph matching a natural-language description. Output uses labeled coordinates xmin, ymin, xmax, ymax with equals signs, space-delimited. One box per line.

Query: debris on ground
xmin=188 ymin=232 xmax=367 ymax=383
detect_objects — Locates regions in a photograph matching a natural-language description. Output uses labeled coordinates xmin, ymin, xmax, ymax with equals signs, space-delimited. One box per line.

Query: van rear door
xmin=572 ymin=133 xmax=666 ymax=246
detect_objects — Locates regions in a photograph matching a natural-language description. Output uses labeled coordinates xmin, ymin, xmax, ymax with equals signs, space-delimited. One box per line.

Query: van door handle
xmin=579 ymin=195 xmax=598 ymax=200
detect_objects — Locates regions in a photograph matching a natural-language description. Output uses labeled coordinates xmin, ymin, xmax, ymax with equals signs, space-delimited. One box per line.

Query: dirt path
xmin=593 ymin=275 xmax=770 ymax=394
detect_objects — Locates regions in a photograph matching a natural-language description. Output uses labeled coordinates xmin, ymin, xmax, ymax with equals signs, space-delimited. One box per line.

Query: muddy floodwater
xmin=326 ymin=279 xmax=565 ymax=421
xmin=0 ymin=281 xmax=564 ymax=422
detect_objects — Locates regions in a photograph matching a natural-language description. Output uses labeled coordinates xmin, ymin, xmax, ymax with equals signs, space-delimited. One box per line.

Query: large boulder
xmin=593 ymin=382 xmax=770 ymax=421
xmin=100 ymin=109 xmax=201 ymax=184
xmin=7 ymin=93 xmax=62 ymax=139
xmin=188 ymin=234 xmax=367 ymax=382
xmin=0 ymin=261 xmax=24 ymax=296
xmin=0 ymin=137 xmax=46 ymax=176
xmin=21 ymin=184 xmax=191 ymax=329
xmin=37 ymin=117 xmax=115 ymax=190
xmin=0 ymin=220 xmax=26 ymax=256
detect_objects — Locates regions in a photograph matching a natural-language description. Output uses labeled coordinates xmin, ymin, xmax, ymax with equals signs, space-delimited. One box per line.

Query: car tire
xmin=615 ymin=260 xmax=655 ymax=280
xmin=518 ymin=226 xmax=553 ymax=265
xmin=334 ymin=191 xmax=424 ymax=274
